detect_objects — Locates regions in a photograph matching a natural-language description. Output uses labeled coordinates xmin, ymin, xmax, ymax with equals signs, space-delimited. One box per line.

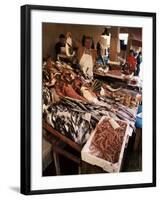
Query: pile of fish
xmin=43 ymin=99 xmax=95 ymax=145
xmin=43 ymin=95 xmax=136 ymax=145
xmin=42 ymin=59 xmax=138 ymax=145
xmin=98 ymin=96 xmax=136 ymax=124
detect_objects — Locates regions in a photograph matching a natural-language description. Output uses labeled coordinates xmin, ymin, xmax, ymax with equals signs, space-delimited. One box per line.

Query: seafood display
xmin=107 ymin=69 xmax=124 ymax=77
xmin=89 ymin=118 xmax=127 ymax=163
xmin=43 ymin=97 xmax=117 ymax=145
xmin=63 ymin=84 xmax=86 ymax=101
xmin=91 ymin=79 xmax=103 ymax=93
xmin=42 ymin=58 xmax=139 ymax=146
xmin=44 ymin=102 xmax=92 ymax=145
xmin=94 ymin=64 xmax=109 ymax=75
xmin=94 ymin=64 xmax=134 ymax=80
xmin=101 ymin=84 xmax=139 ymax=109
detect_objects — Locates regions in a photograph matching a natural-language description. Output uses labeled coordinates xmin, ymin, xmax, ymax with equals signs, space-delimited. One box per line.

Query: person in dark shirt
xmin=55 ymin=34 xmax=66 ymax=58
xmin=135 ymin=52 xmax=142 ymax=76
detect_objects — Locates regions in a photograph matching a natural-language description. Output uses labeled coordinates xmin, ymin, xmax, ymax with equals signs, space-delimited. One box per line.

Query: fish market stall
xmin=42 ymin=58 xmax=141 ymax=174
xmin=42 ymin=24 xmax=143 ymax=175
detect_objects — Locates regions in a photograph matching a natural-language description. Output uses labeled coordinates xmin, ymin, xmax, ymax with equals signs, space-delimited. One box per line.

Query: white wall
xmin=0 ymin=0 xmax=159 ymax=200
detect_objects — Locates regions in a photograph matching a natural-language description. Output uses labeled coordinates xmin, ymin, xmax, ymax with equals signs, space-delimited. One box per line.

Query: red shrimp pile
xmin=89 ymin=119 xmax=127 ymax=163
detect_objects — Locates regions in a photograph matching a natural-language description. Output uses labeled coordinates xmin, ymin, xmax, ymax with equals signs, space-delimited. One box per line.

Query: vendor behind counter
xmin=54 ymin=34 xmax=66 ymax=58
xmin=77 ymin=36 xmax=97 ymax=80
xmin=127 ymin=50 xmax=137 ymax=74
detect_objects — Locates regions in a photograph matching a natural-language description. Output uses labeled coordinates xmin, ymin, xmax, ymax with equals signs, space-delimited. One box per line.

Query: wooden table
xmin=43 ymin=118 xmax=137 ymax=175
xmin=43 ymin=122 xmax=82 ymax=175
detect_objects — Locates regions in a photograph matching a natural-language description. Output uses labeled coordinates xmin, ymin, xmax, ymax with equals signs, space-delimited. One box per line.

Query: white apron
xmin=79 ymin=50 xmax=93 ymax=79
xmin=66 ymin=36 xmax=75 ymax=57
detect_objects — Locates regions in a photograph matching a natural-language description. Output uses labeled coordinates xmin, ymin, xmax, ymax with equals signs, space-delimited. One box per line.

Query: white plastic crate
xmin=81 ymin=116 xmax=130 ymax=173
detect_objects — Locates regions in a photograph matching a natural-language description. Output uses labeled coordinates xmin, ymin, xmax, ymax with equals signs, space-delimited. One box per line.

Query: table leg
xmin=133 ymin=128 xmax=142 ymax=152
xmin=53 ymin=152 xmax=61 ymax=175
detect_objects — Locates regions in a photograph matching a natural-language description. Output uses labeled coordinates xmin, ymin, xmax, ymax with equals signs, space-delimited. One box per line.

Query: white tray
xmin=81 ymin=116 xmax=130 ymax=173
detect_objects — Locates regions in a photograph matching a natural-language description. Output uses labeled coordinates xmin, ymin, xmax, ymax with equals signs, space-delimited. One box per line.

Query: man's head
xmin=84 ymin=36 xmax=92 ymax=49
xmin=129 ymin=49 xmax=134 ymax=56
xmin=59 ymin=34 xmax=65 ymax=45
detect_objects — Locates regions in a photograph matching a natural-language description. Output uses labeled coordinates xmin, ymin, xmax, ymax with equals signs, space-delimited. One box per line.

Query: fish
xmin=44 ymin=102 xmax=94 ymax=145
xmin=44 ymin=90 xmax=136 ymax=145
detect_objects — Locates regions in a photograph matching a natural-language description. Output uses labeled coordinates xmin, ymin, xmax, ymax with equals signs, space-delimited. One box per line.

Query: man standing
xmin=135 ymin=52 xmax=142 ymax=76
xmin=127 ymin=50 xmax=137 ymax=74
xmin=54 ymin=34 xmax=66 ymax=59
xmin=78 ymin=36 xmax=97 ymax=80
